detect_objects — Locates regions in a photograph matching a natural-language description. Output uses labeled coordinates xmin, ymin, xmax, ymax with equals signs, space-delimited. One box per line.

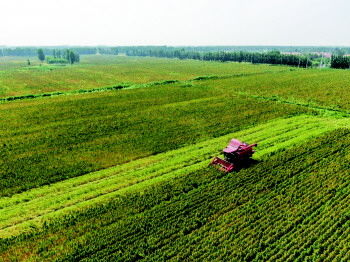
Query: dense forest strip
xmin=125 ymin=47 xmax=350 ymax=69
xmin=126 ymin=48 xmax=312 ymax=67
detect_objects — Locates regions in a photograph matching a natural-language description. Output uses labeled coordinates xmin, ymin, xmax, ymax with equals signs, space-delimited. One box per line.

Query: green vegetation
xmin=1 ymin=55 xmax=350 ymax=261
xmin=46 ymin=57 xmax=68 ymax=64
xmin=2 ymin=47 xmax=97 ymax=57
xmin=45 ymin=51 xmax=80 ymax=65
xmin=0 ymin=56 xmax=286 ymax=97
xmin=4 ymin=45 xmax=349 ymax=58
xmin=0 ymin=81 xmax=309 ymax=197
xmin=59 ymin=130 xmax=350 ymax=262
xmin=0 ymin=115 xmax=347 ymax=237
xmin=331 ymin=54 xmax=350 ymax=69
xmin=1 ymin=129 xmax=350 ymax=261
xmin=196 ymin=68 xmax=350 ymax=110
xmin=39 ymin=48 xmax=80 ymax=65
xmin=126 ymin=48 xmax=312 ymax=67
xmin=37 ymin=48 xmax=45 ymax=62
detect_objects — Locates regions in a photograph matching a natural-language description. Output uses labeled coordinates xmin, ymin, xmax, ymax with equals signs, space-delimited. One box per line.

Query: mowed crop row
xmin=51 ymin=129 xmax=350 ymax=262
xmin=2 ymin=129 xmax=349 ymax=261
xmin=0 ymin=115 xmax=348 ymax=238
xmin=141 ymin=134 xmax=350 ymax=262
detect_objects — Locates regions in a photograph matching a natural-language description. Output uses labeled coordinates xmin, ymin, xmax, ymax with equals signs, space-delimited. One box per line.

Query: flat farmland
xmin=0 ymin=55 xmax=349 ymax=261
xmin=0 ymin=55 xmax=287 ymax=97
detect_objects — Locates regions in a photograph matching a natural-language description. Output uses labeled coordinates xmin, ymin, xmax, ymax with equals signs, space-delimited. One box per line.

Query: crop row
xmin=57 ymin=129 xmax=350 ymax=262
xmin=197 ymin=68 xmax=350 ymax=111
xmin=0 ymin=114 xmax=343 ymax=238
xmin=1 ymin=128 xmax=350 ymax=261
xmin=0 ymin=55 xmax=283 ymax=97
xmin=0 ymin=81 xmax=311 ymax=197
xmin=176 ymin=150 xmax=350 ymax=262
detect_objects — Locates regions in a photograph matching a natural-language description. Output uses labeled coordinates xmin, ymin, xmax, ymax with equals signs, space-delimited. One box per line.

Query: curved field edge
xmin=1 ymin=114 xmax=349 ymax=238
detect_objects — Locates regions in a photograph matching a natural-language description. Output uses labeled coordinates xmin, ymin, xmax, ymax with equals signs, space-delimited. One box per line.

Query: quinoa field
xmin=1 ymin=55 xmax=350 ymax=261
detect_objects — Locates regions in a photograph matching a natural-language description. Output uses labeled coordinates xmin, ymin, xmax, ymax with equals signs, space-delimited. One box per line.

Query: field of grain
xmin=0 ymin=55 xmax=288 ymax=97
xmin=0 ymin=55 xmax=349 ymax=261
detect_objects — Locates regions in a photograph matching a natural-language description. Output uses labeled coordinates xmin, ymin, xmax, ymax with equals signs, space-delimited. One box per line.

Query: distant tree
xmin=75 ymin=53 xmax=80 ymax=63
xmin=331 ymin=55 xmax=350 ymax=69
xmin=65 ymin=49 xmax=70 ymax=61
xmin=27 ymin=59 xmax=31 ymax=66
xmin=37 ymin=49 xmax=45 ymax=62
xmin=65 ymin=49 xmax=80 ymax=64
xmin=68 ymin=50 xmax=75 ymax=64
xmin=125 ymin=47 xmax=312 ymax=68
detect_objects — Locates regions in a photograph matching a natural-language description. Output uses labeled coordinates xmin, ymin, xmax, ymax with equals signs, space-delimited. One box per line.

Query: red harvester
xmin=210 ymin=139 xmax=257 ymax=173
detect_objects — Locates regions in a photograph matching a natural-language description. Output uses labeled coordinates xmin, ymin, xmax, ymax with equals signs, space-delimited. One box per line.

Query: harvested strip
xmin=0 ymin=115 xmax=349 ymax=238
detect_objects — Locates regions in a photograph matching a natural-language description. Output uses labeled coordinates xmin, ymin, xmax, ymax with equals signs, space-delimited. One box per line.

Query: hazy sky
xmin=1 ymin=0 xmax=350 ymax=46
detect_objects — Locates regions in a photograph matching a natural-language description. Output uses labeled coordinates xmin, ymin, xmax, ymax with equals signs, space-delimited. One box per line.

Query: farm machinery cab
xmin=210 ymin=139 xmax=257 ymax=173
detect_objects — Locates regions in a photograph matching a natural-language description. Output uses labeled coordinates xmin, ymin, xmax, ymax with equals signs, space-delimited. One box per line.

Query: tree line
xmin=35 ymin=47 xmax=119 ymax=64
xmin=157 ymin=46 xmax=350 ymax=54
xmin=117 ymin=45 xmax=350 ymax=54
xmin=330 ymin=55 xmax=350 ymax=69
xmin=3 ymin=46 xmax=350 ymax=69
xmin=1 ymin=47 xmax=118 ymax=57
xmin=125 ymin=47 xmax=312 ymax=67
xmin=37 ymin=48 xmax=80 ymax=64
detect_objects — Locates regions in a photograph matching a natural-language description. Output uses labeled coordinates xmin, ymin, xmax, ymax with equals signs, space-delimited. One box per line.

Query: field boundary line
xmin=0 ymin=70 xmax=288 ymax=104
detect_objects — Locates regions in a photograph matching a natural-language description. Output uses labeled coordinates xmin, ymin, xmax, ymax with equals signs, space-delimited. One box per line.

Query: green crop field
xmin=1 ymin=55 xmax=350 ymax=261
xmin=0 ymin=55 xmax=287 ymax=98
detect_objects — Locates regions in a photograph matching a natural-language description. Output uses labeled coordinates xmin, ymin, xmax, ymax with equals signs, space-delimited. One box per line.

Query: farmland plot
xmin=1 ymin=129 xmax=350 ymax=261
xmin=0 ymin=115 xmax=347 ymax=238
xmin=1 ymin=55 xmax=350 ymax=261
xmin=0 ymin=82 xmax=310 ymax=197
xmin=0 ymin=56 xmax=286 ymax=97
